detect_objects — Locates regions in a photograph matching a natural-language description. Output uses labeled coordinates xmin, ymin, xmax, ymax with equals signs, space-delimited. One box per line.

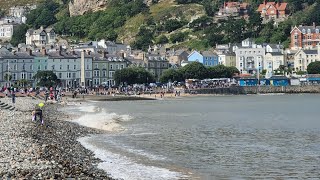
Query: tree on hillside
xmin=164 ymin=19 xmax=185 ymax=32
xmin=155 ymin=35 xmax=169 ymax=44
xmin=170 ymin=32 xmax=188 ymax=43
xmin=114 ymin=67 xmax=155 ymax=85
xmin=180 ymin=62 xmax=208 ymax=79
xmin=207 ymin=65 xmax=239 ymax=78
xmin=307 ymin=61 xmax=320 ymax=74
xmin=26 ymin=0 xmax=59 ymax=28
xmin=132 ymin=26 xmax=154 ymax=50
xmin=189 ymin=16 xmax=213 ymax=31
xmin=10 ymin=24 xmax=28 ymax=46
xmin=248 ymin=11 xmax=262 ymax=38
xmin=33 ymin=71 xmax=61 ymax=88
xmin=159 ymin=69 xmax=184 ymax=83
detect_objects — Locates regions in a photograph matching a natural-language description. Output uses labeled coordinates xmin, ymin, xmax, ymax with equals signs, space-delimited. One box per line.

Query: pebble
xmin=0 ymin=97 xmax=113 ymax=179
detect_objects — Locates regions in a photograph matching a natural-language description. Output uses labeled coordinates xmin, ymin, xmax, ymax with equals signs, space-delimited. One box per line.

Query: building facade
xmin=294 ymin=49 xmax=320 ymax=72
xmin=0 ymin=49 xmax=129 ymax=88
xmin=264 ymin=52 xmax=285 ymax=78
xmin=257 ymin=0 xmax=288 ymax=23
xmin=235 ymin=38 xmax=265 ymax=74
xmin=290 ymin=24 xmax=320 ymax=50
xmin=216 ymin=2 xmax=250 ymax=20
xmin=144 ymin=53 xmax=169 ymax=81
xmin=26 ymin=26 xmax=56 ymax=47
xmin=188 ymin=50 xmax=219 ymax=66
xmin=0 ymin=23 xmax=16 ymax=41
xmin=218 ymin=53 xmax=236 ymax=67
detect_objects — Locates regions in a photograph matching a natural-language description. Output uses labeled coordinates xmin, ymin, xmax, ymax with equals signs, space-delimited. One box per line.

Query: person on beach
xmin=11 ymin=90 xmax=16 ymax=104
xmin=32 ymin=104 xmax=44 ymax=125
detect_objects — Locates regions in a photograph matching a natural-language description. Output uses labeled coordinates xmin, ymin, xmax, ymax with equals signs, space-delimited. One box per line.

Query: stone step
xmin=8 ymin=107 xmax=15 ymax=111
xmin=0 ymin=104 xmax=8 ymax=108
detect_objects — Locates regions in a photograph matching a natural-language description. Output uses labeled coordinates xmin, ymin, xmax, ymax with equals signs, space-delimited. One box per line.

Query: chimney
xmin=103 ymin=51 xmax=108 ymax=58
xmin=59 ymin=46 xmax=63 ymax=56
xmin=27 ymin=48 xmax=32 ymax=56
xmin=41 ymin=47 xmax=47 ymax=56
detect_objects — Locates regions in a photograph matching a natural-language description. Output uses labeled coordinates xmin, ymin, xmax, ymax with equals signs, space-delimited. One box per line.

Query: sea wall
xmin=193 ymin=85 xmax=320 ymax=95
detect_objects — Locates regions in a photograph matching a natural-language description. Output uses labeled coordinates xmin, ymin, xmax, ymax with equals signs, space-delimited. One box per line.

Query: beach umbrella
xmin=38 ymin=102 xmax=45 ymax=108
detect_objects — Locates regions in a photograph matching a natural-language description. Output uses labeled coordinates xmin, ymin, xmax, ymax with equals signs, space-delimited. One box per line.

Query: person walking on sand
xmin=11 ymin=90 xmax=16 ymax=104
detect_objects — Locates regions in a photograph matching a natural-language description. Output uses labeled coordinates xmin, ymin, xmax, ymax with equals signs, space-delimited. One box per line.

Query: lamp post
xmin=89 ymin=79 xmax=92 ymax=89
xmin=74 ymin=79 xmax=77 ymax=89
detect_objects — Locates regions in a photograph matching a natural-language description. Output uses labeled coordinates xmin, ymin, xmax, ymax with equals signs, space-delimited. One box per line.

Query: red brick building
xmin=290 ymin=23 xmax=320 ymax=50
xmin=257 ymin=0 xmax=288 ymax=22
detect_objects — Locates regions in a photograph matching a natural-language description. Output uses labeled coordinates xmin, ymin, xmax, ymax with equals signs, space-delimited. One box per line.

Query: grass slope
xmin=118 ymin=0 xmax=205 ymax=46
xmin=0 ymin=0 xmax=42 ymax=11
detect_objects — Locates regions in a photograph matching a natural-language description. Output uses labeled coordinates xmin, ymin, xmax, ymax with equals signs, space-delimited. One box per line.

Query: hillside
xmin=0 ymin=0 xmax=42 ymax=10
xmin=7 ymin=0 xmax=320 ymax=51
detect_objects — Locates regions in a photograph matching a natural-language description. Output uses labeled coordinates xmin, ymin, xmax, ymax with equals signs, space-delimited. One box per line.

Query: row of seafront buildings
xmin=0 ymin=41 xmax=170 ymax=88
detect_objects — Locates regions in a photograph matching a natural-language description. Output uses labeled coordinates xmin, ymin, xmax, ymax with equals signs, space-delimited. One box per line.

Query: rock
xmin=69 ymin=0 xmax=109 ymax=16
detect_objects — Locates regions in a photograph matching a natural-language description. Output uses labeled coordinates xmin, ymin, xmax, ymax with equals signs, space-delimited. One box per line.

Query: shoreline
xmin=0 ymin=97 xmax=113 ymax=179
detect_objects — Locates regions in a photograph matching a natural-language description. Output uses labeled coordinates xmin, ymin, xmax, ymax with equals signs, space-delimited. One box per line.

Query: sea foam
xmin=78 ymin=136 xmax=185 ymax=180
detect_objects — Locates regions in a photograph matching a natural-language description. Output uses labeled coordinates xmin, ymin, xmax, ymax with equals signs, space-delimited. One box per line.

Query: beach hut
xmin=307 ymin=74 xmax=320 ymax=85
xmin=269 ymin=76 xmax=289 ymax=86
xmin=239 ymin=77 xmax=258 ymax=86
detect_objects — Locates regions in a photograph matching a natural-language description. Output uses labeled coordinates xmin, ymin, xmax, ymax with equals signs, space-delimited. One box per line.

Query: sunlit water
xmin=69 ymin=94 xmax=320 ymax=179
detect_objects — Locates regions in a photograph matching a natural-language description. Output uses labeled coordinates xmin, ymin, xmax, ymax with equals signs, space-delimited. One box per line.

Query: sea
xmin=64 ymin=94 xmax=320 ymax=180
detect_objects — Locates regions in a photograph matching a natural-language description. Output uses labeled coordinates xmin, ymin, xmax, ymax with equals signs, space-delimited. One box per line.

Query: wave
xmin=78 ymin=136 xmax=186 ymax=180
xmin=71 ymin=104 xmax=132 ymax=132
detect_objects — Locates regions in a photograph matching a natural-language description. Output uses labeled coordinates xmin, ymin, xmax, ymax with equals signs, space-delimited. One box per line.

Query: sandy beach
xmin=0 ymin=96 xmax=113 ymax=179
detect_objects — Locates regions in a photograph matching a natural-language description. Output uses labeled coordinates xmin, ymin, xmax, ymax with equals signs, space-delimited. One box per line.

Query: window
xmin=28 ymin=73 xmax=32 ymax=79
xmin=109 ymin=71 xmax=114 ymax=78
xmin=59 ymin=73 xmax=62 ymax=78
xmin=120 ymin=65 xmax=124 ymax=69
xmin=86 ymin=64 xmax=89 ymax=70
xmin=60 ymin=65 xmax=62 ymax=70
xmin=294 ymin=35 xmax=298 ymax=39
xmin=240 ymin=63 xmax=243 ymax=67
xmin=74 ymin=65 xmax=76 ymax=70
xmin=116 ymin=65 xmax=119 ymax=69
xmin=95 ymin=64 xmax=98 ymax=69
xmin=52 ymin=65 xmax=55 ymax=70
xmin=110 ymin=64 xmax=113 ymax=69
xmin=38 ymin=65 xmax=41 ymax=70
xmin=45 ymin=66 xmax=47 ymax=70
xmin=67 ymin=65 xmax=70 ymax=70
xmin=14 ymin=64 xmax=17 ymax=70
xmin=73 ymin=73 xmax=76 ymax=78
xmin=21 ymin=73 xmax=26 ymax=79
xmin=30 ymin=65 xmax=33 ymax=70
xmin=302 ymin=29 xmax=306 ymax=34
xmin=102 ymin=70 xmax=106 ymax=77
xmin=94 ymin=70 xmax=100 ymax=77
xmin=307 ymin=29 xmax=311 ymax=34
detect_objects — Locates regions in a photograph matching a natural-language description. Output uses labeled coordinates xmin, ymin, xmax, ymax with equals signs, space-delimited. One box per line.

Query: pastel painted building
xmin=187 ymin=50 xmax=219 ymax=66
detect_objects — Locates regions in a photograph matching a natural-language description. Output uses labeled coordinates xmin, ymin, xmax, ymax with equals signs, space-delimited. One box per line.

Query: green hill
xmin=8 ymin=0 xmax=320 ymax=51
xmin=0 ymin=0 xmax=42 ymax=11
